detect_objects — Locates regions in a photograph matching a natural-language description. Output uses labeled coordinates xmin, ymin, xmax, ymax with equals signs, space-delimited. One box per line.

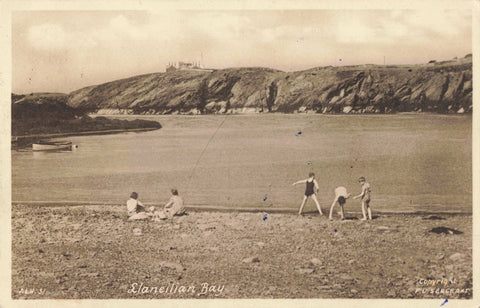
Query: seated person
xmin=155 ymin=189 xmax=186 ymax=220
xmin=126 ymin=192 xmax=154 ymax=220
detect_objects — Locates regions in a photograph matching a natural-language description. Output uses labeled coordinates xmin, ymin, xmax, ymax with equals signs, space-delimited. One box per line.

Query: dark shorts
xmin=363 ymin=198 xmax=371 ymax=205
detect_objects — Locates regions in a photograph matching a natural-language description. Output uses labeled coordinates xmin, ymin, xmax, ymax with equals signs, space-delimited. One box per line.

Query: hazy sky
xmin=12 ymin=9 xmax=472 ymax=94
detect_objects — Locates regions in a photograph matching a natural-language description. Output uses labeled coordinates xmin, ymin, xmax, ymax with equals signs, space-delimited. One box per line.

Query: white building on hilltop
xmin=166 ymin=61 xmax=213 ymax=73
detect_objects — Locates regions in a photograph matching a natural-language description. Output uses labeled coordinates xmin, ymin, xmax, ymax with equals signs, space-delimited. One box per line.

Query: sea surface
xmin=12 ymin=114 xmax=472 ymax=213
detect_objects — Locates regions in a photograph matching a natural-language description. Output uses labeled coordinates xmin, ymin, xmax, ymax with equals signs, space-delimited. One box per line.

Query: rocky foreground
xmin=12 ymin=204 xmax=472 ymax=299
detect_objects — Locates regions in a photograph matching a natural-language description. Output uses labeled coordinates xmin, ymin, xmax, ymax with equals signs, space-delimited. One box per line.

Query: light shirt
xmin=165 ymin=195 xmax=185 ymax=216
xmin=127 ymin=198 xmax=143 ymax=216
xmin=334 ymin=186 xmax=348 ymax=198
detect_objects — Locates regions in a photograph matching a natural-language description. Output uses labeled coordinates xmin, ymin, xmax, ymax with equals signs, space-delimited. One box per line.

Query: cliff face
xmin=65 ymin=56 xmax=471 ymax=114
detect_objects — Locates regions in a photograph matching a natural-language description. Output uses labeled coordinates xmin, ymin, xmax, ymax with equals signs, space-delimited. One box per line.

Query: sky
xmin=12 ymin=9 xmax=472 ymax=94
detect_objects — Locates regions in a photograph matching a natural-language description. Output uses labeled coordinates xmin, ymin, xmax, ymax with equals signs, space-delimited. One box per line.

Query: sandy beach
xmin=11 ymin=204 xmax=472 ymax=299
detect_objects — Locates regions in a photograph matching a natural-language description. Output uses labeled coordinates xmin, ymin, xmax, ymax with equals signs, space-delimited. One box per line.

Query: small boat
xmin=32 ymin=140 xmax=76 ymax=151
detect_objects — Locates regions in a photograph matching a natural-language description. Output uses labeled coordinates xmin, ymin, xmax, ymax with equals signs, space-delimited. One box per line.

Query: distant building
xmin=166 ymin=61 xmax=214 ymax=73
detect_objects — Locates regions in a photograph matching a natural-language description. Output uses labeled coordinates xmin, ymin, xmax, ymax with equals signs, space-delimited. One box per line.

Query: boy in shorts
xmin=353 ymin=177 xmax=372 ymax=220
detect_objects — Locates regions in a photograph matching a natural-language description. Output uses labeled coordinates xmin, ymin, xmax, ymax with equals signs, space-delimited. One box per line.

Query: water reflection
xmin=32 ymin=149 xmax=76 ymax=159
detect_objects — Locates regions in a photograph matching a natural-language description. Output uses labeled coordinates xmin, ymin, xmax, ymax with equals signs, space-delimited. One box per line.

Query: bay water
xmin=12 ymin=114 xmax=472 ymax=213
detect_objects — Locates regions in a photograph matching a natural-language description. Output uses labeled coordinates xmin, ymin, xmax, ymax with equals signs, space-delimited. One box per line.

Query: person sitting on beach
xmin=154 ymin=189 xmax=186 ymax=220
xmin=126 ymin=192 xmax=155 ymax=220
xmin=328 ymin=186 xmax=351 ymax=220
xmin=353 ymin=177 xmax=372 ymax=220
xmin=292 ymin=172 xmax=324 ymax=216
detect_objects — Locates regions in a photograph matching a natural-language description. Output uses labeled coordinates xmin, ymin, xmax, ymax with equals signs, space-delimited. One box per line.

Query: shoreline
xmin=10 ymin=201 xmax=472 ymax=216
xmin=91 ymin=110 xmax=473 ymax=116
xmin=12 ymin=127 xmax=160 ymax=141
xmin=11 ymin=127 xmax=160 ymax=150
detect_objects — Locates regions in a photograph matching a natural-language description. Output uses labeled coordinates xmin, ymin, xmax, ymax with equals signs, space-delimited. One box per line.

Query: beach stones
xmin=429 ymin=227 xmax=462 ymax=235
xmin=10 ymin=203 xmax=473 ymax=299
xmin=387 ymin=290 xmax=396 ymax=297
xmin=198 ymin=223 xmax=216 ymax=231
xmin=256 ymin=242 xmax=266 ymax=249
xmin=242 ymin=256 xmax=260 ymax=263
xmin=309 ymin=258 xmax=322 ymax=266
xmin=158 ymin=261 xmax=185 ymax=272
xmin=422 ymin=215 xmax=445 ymax=220
xmin=295 ymin=267 xmax=314 ymax=274
xmin=339 ymin=274 xmax=353 ymax=281
xmin=203 ymin=231 xmax=213 ymax=237
xmin=175 ymin=216 xmax=187 ymax=223
xmin=133 ymin=228 xmax=142 ymax=236
xmin=449 ymin=253 xmax=465 ymax=262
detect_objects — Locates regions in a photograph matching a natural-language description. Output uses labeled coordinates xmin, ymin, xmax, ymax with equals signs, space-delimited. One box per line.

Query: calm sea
xmin=12 ymin=114 xmax=472 ymax=213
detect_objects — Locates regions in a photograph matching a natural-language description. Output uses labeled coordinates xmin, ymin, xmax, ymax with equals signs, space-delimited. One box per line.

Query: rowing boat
xmin=32 ymin=140 xmax=74 ymax=151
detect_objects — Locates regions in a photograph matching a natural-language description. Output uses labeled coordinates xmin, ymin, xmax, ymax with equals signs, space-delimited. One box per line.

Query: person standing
xmin=292 ymin=172 xmax=323 ymax=215
xmin=353 ymin=177 xmax=372 ymax=220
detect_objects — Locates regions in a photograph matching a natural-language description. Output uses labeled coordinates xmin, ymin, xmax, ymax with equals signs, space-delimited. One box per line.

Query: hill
xmin=66 ymin=56 xmax=472 ymax=114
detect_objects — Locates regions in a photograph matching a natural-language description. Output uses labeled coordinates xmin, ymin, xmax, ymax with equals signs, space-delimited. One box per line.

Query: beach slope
xmin=11 ymin=204 xmax=472 ymax=299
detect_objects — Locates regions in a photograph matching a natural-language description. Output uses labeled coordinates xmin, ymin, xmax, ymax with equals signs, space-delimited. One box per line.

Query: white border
xmin=1 ymin=1 xmax=478 ymax=307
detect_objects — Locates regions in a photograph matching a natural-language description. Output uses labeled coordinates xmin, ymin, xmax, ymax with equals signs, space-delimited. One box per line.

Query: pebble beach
xmin=11 ymin=204 xmax=472 ymax=299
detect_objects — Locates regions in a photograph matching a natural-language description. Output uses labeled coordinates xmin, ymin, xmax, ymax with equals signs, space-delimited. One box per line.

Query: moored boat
xmin=32 ymin=140 xmax=74 ymax=151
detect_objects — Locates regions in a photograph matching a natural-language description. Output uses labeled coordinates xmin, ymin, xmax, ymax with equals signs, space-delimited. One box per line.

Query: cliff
xmin=35 ymin=55 xmax=476 ymax=115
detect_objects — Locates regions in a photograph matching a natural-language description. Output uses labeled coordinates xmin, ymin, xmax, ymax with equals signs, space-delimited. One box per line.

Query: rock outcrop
xmin=11 ymin=93 xmax=161 ymax=138
xmin=31 ymin=56 xmax=477 ymax=115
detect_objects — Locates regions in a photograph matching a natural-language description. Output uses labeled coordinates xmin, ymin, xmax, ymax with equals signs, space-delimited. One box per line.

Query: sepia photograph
xmin=1 ymin=0 xmax=477 ymax=306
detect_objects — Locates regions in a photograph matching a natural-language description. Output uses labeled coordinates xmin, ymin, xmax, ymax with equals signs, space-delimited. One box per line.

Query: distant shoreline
xmin=11 ymin=127 xmax=160 ymax=150
xmin=12 ymin=126 xmax=159 ymax=140
xmin=91 ymin=111 xmax=473 ymax=117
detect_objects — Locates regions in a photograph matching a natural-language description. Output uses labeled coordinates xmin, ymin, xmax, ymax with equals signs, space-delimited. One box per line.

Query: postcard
xmin=1 ymin=0 xmax=477 ymax=307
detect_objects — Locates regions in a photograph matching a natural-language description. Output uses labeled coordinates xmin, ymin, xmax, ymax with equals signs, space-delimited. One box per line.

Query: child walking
xmin=292 ymin=172 xmax=323 ymax=215
xmin=353 ymin=177 xmax=372 ymax=220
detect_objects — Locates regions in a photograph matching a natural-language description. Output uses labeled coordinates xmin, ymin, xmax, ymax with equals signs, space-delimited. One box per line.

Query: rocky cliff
xmin=67 ymin=55 xmax=472 ymax=114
